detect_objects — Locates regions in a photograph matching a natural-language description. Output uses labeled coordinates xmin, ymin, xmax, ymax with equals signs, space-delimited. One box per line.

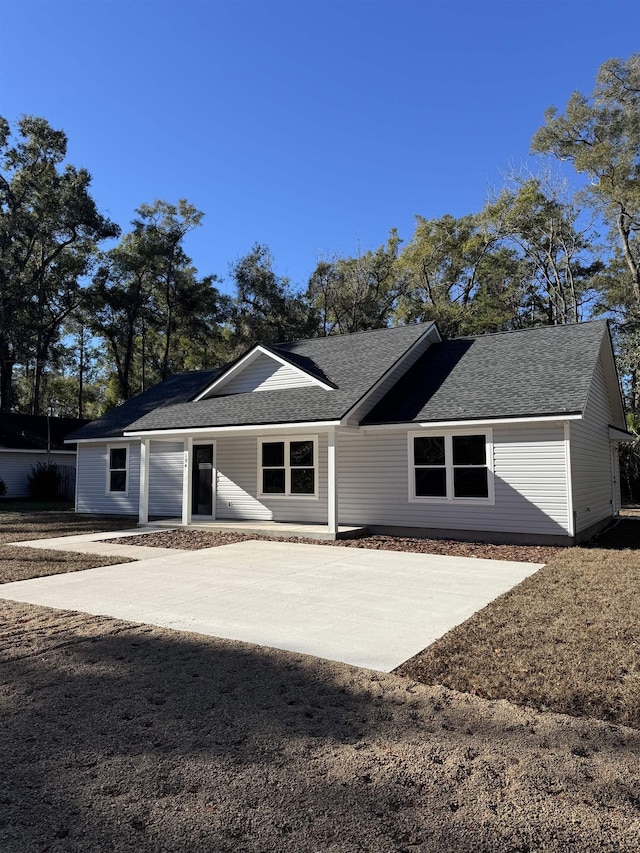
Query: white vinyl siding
xmin=216 ymin=433 xmax=328 ymax=523
xmin=148 ymin=441 xmax=183 ymax=517
xmin=213 ymin=352 xmax=316 ymax=394
xmin=570 ymin=355 xmax=616 ymax=533
xmin=76 ymin=443 xmax=139 ymax=515
xmin=337 ymin=423 xmax=570 ymax=537
xmin=0 ymin=451 xmax=76 ymax=498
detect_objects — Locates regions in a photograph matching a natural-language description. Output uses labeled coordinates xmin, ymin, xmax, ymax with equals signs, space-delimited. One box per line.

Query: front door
xmin=192 ymin=444 xmax=215 ymax=516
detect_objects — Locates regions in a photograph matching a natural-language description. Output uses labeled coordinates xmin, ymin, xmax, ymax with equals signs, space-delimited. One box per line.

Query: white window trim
xmin=106 ymin=443 xmax=129 ymax=496
xmin=408 ymin=428 xmax=495 ymax=505
xmin=257 ymin=436 xmax=319 ymax=500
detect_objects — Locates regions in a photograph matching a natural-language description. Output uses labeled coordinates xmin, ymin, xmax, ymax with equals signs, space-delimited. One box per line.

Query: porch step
xmin=141 ymin=519 xmax=368 ymax=542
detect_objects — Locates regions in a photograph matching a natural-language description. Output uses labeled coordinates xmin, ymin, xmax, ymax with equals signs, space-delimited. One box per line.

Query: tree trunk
xmin=31 ymin=360 xmax=43 ymax=416
xmin=618 ymin=212 xmax=640 ymax=305
xmin=0 ymin=346 xmax=14 ymax=412
xmin=77 ymin=326 xmax=85 ymax=420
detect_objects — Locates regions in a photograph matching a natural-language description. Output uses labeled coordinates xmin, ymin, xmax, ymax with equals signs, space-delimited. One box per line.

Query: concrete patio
xmin=2 ymin=535 xmax=543 ymax=671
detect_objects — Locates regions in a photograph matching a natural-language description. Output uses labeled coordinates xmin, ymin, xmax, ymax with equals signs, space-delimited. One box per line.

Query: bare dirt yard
xmin=2 ymin=513 xmax=640 ymax=851
xmin=114 ymin=526 xmax=562 ymax=564
xmin=0 ymin=510 xmax=136 ymax=583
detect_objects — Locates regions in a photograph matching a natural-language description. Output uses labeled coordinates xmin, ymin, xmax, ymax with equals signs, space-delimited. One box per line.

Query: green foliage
xmin=531 ymin=54 xmax=640 ymax=303
xmin=393 ymin=214 xmax=491 ymax=336
xmin=306 ymin=231 xmax=404 ymax=334
xmin=479 ymin=177 xmax=603 ymax=326
xmin=231 ymin=244 xmax=316 ymax=350
xmin=88 ymin=199 xmax=227 ymax=404
xmin=531 ymin=54 xmax=640 ymax=414
xmin=2 ymin=62 xmax=638 ymax=423
xmin=0 ymin=115 xmax=119 ymax=414
xmin=27 ymin=462 xmax=61 ymax=501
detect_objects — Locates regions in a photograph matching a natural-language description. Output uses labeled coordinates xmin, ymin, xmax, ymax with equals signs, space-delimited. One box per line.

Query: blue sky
xmin=1 ymin=0 xmax=639 ymax=295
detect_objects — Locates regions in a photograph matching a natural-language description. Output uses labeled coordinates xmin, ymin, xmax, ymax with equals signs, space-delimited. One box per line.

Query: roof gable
xmin=195 ymin=345 xmax=335 ymax=399
xmin=124 ymin=323 xmax=434 ymax=434
xmin=590 ymin=330 xmax=626 ymax=429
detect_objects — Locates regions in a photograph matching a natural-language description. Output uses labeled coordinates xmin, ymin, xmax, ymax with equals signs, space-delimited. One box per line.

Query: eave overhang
xmin=609 ymin=425 xmax=634 ymax=442
xmin=362 ymin=413 xmax=583 ymax=432
xmin=123 ymin=419 xmax=345 ymax=439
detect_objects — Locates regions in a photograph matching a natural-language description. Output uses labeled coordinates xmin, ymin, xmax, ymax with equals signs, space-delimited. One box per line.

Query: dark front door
xmin=192 ymin=444 xmax=214 ymax=515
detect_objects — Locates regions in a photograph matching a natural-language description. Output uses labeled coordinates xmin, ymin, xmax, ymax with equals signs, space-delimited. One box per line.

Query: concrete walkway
xmin=2 ymin=536 xmax=543 ymax=671
xmin=9 ymin=528 xmax=187 ymax=560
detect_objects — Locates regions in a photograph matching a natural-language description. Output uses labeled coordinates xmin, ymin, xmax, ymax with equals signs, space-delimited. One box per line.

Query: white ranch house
xmin=68 ymin=320 xmax=629 ymax=545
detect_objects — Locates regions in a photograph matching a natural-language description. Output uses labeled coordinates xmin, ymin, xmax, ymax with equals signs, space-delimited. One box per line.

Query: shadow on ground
xmin=589 ymin=518 xmax=640 ymax=550
xmin=2 ymin=602 xmax=640 ymax=852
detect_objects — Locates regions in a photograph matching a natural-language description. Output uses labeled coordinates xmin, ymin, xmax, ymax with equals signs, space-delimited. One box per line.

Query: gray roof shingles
xmin=363 ymin=320 xmax=609 ymax=424
xmin=0 ymin=414 xmax=88 ymax=450
xmin=69 ymin=320 xmax=611 ymax=440
xmin=68 ymin=368 xmax=223 ymax=440
xmin=125 ymin=323 xmax=431 ymax=432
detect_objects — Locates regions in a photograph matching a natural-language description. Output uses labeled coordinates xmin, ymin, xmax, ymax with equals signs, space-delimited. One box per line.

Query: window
xmin=452 ymin=434 xmax=488 ymax=498
xmin=107 ymin=445 xmax=128 ymax=494
xmin=410 ymin=431 xmax=492 ymax=502
xmin=259 ymin=437 xmax=317 ymax=498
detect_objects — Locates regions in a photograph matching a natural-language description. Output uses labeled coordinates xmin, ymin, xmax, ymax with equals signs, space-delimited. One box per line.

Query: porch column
xmin=139 ymin=438 xmax=150 ymax=525
xmin=327 ymin=428 xmax=338 ymax=535
xmin=182 ymin=436 xmax=193 ymax=525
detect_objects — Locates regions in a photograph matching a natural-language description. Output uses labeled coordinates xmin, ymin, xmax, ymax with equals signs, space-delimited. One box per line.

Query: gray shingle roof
xmin=125 ymin=324 xmax=431 ymax=433
xmin=0 ymin=414 xmax=88 ymax=450
xmin=362 ymin=320 xmax=610 ymax=425
xmin=67 ymin=368 xmax=223 ymax=440
xmin=69 ymin=320 xmax=613 ymax=441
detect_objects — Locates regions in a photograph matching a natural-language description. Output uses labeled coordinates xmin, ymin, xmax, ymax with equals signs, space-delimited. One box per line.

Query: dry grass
xmin=0 ymin=511 xmax=136 ymax=583
xmin=398 ymin=519 xmax=640 ymax=729
xmin=4 ymin=512 xmax=640 ymax=731
xmin=4 ymin=600 xmax=640 ymax=852
xmin=3 ymin=514 xmax=640 ymax=848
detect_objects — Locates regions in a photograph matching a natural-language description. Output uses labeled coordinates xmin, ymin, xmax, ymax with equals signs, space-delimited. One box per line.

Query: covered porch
xmin=134 ymin=425 xmax=347 ymax=536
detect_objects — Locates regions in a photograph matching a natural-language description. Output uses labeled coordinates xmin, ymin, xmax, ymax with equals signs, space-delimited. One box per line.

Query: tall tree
xmin=532 ymin=54 xmax=640 ymax=414
xmin=134 ymin=200 xmax=214 ymax=381
xmin=231 ymin=244 xmax=316 ymax=350
xmin=479 ymin=178 xmax=603 ymax=326
xmin=393 ymin=214 xmax=495 ymax=337
xmin=88 ymin=230 xmax=156 ymax=402
xmin=531 ymin=54 xmax=640 ymax=304
xmin=0 ymin=115 xmax=119 ymax=413
xmin=89 ymin=200 xmax=226 ymax=402
xmin=306 ymin=231 xmax=405 ymax=335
